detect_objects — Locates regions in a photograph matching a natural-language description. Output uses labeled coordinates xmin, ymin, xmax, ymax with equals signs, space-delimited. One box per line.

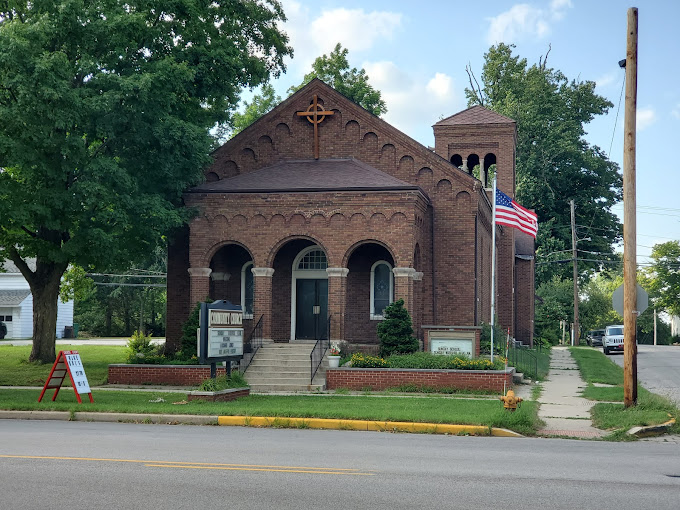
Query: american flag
xmin=495 ymin=189 xmax=538 ymax=238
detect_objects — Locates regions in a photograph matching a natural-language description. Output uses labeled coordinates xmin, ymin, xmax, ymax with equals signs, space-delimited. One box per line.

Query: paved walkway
xmin=536 ymin=346 xmax=607 ymax=439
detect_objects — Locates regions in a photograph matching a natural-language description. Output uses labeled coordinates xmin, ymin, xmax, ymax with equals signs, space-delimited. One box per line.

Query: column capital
xmin=412 ymin=271 xmax=424 ymax=281
xmin=251 ymin=267 xmax=275 ymax=277
xmin=393 ymin=267 xmax=416 ymax=278
xmin=187 ymin=267 xmax=212 ymax=278
xmin=326 ymin=267 xmax=349 ymax=278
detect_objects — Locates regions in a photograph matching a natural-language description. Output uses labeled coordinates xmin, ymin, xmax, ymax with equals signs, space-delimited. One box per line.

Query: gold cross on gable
xmin=296 ymin=94 xmax=334 ymax=159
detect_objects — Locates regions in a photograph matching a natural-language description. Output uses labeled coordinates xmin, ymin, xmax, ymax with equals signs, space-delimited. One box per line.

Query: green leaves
xmin=289 ymin=43 xmax=387 ymax=117
xmin=467 ymin=43 xmax=622 ymax=285
xmin=647 ymin=241 xmax=680 ymax=317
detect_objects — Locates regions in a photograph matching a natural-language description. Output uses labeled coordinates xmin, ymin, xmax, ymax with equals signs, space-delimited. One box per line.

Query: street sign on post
xmin=612 ymin=283 xmax=648 ymax=317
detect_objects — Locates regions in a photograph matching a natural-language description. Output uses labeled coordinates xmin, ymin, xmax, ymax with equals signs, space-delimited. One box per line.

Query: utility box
xmin=197 ymin=300 xmax=244 ymax=365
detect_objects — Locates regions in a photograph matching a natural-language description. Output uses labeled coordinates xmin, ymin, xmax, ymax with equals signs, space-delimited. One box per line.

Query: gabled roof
xmin=435 ymin=105 xmax=515 ymax=126
xmin=0 ymin=289 xmax=30 ymax=306
xmin=191 ymin=158 xmax=424 ymax=195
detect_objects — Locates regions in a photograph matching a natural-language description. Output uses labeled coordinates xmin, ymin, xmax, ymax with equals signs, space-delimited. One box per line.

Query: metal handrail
xmin=310 ymin=314 xmax=331 ymax=383
xmin=240 ymin=314 xmax=263 ymax=374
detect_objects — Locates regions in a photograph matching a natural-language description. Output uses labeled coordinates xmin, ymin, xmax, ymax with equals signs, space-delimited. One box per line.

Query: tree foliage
xmin=289 ymin=43 xmax=386 ymax=116
xmin=646 ymin=241 xmax=680 ymax=317
xmin=377 ymin=299 xmax=419 ymax=357
xmin=466 ymin=44 xmax=623 ymax=285
xmin=0 ymin=0 xmax=291 ymax=362
xmin=230 ymin=83 xmax=282 ymax=137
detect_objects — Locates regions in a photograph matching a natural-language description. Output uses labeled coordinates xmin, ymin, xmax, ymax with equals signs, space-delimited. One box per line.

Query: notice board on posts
xmin=38 ymin=350 xmax=94 ymax=403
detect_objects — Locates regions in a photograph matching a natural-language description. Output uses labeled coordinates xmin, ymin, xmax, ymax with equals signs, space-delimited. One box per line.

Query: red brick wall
xmin=109 ymin=364 xmax=229 ymax=386
xmin=327 ymin=368 xmax=513 ymax=392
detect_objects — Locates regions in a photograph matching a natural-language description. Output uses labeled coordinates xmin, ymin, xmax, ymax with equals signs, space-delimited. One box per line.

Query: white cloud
xmin=594 ymin=71 xmax=619 ymax=90
xmin=672 ymin=103 xmax=680 ymax=119
xmin=486 ymin=1 xmax=573 ymax=45
xmin=281 ymin=1 xmax=402 ymax=73
xmin=636 ymin=107 xmax=656 ymax=130
xmin=363 ymin=61 xmax=464 ymax=142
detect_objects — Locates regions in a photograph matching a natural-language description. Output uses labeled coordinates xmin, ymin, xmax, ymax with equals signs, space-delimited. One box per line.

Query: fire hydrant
xmin=500 ymin=389 xmax=522 ymax=412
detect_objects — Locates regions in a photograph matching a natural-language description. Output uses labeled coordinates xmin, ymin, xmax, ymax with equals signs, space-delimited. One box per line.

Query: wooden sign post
xmin=38 ymin=350 xmax=94 ymax=403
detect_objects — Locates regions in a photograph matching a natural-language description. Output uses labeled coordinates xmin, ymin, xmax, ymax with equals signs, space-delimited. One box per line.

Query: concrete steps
xmin=244 ymin=342 xmax=328 ymax=392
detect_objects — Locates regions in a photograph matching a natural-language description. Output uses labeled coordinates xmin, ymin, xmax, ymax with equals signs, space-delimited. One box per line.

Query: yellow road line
xmin=144 ymin=464 xmax=373 ymax=475
xmin=0 ymin=454 xmax=370 ymax=474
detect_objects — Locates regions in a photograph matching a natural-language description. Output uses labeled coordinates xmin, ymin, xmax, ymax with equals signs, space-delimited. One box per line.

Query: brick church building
xmin=165 ymin=79 xmax=535 ymax=354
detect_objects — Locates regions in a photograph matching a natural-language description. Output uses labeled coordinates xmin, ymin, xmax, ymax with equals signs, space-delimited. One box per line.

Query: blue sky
xmin=251 ymin=0 xmax=680 ymax=266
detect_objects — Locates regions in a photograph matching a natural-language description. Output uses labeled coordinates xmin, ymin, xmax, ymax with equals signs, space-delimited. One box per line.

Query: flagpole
xmin=490 ymin=175 xmax=497 ymax=362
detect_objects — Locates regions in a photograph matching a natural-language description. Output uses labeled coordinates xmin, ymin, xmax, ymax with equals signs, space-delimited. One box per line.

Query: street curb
xmin=217 ymin=416 xmax=523 ymax=437
xmin=0 ymin=410 xmax=522 ymax=436
xmin=627 ymin=416 xmax=676 ymax=438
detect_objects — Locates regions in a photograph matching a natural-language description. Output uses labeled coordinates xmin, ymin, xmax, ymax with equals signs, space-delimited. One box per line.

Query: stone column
xmin=393 ymin=267 xmax=416 ymax=317
xmin=462 ymin=158 xmax=468 ymax=172
xmin=187 ymin=267 xmax=211 ymax=307
xmin=326 ymin=267 xmax=349 ymax=341
xmin=251 ymin=267 xmax=274 ymax=340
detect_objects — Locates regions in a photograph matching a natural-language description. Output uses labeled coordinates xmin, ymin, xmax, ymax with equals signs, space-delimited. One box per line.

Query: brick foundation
xmin=187 ymin=388 xmax=250 ymax=402
xmin=108 ymin=364 xmax=230 ymax=386
xmin=326 ymin=367 xmax=514 ymax=392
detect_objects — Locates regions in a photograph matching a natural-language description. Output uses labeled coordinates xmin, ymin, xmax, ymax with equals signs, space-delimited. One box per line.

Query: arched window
xmin=241 ymin=261 xmax=254 ymax=319
xmin=370 ymin=261 xmax=394 ymax=319
xmin=297 ymin=249 xmax=328 ymax=270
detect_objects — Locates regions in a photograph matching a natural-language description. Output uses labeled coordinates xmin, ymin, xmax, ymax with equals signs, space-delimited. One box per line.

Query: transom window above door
xmin=297 ymin=249 xmax=328 ymax=270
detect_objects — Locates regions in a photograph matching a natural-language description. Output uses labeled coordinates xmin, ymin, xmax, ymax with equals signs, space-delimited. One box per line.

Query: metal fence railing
xmin=240 ymin=314 xmax=263 ymax=374
xmin=310 ymin=315 xmax=331 ymax=383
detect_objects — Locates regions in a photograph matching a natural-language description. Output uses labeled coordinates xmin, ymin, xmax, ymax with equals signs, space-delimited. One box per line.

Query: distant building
xmin=0 ymin=259 xmax=74 ymax=339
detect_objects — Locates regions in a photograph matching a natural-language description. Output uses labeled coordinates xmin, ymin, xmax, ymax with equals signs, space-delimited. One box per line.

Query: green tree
xmin=377 ymin=299 xmax=419 ymax=357
xmin=229 ymin=83 xmax=282 ymax=137
xmin=534 ymin=277 xmax=573 ymax=344
xmin=0 ymin=1 xmax=291 ymax=363
xmin=466 ymin=44 xmax=622 ymax=285
xmin=647 ymin=241 xmax=680 ymax=316
xmin=289 ymin=43 xmax=387 ymax=116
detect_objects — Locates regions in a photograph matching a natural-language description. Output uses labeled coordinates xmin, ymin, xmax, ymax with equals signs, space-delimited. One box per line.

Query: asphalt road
xmin=605 ymin=345 xmax=680 ymax=404
xmin=1 ymin=420 xmax=679 ymax=510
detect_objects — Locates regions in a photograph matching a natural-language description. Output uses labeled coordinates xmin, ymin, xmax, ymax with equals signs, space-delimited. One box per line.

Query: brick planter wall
xmin=326 ymin=368 xmax=514 ymax=392
xmin=187 ymin=388 xmax=250 ymax=402
xmin=108 ymin=364 xmax=230 ymax=386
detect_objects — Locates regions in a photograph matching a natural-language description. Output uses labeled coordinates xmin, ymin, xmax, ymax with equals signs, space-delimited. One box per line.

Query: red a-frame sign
xmin=38 ymin=350 xmax=94 ymax=403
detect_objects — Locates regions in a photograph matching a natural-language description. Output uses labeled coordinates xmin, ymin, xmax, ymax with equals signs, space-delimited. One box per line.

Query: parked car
xmin=602 ymin=325 xmax=624 ymax=355
xmin=587 ymin=329 xmax=605 ymax=347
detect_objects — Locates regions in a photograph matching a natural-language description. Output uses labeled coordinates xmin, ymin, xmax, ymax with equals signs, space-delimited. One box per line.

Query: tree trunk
xmin=29 ymin=258 xmax=68 ymax=364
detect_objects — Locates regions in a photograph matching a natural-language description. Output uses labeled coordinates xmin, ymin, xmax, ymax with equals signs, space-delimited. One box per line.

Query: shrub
xmin=377 ymin=299 xmax=419 ymax=357
xmin=125 ymin=330 xmax=163 ymax=364
xmin=176 ymin=298 xmax=213 ymax=360
xmin=198 ymin=371 xmax=249 ymax=391
xmin=349 ymin=352 xmax=506 ymax=370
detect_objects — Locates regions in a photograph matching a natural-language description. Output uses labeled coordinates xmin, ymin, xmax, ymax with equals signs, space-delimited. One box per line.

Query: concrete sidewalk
xmin=536 ymin=346 xmax=607 ymax=439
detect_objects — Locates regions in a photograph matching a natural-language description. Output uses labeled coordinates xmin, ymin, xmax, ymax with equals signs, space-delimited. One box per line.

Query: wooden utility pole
xmin=571 ymin=200 xmax=580 ymax=345
xmin=623 ymin=7 xmax=638 ymax=407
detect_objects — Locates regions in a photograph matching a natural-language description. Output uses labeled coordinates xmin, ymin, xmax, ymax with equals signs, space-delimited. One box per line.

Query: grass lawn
xmin=569 ymin=347 xmax=680 ymax=438
xmin=0 ymin=344 xmax=127 ymax=386
xmin=0 ymin=389 xmax=541 ymax=435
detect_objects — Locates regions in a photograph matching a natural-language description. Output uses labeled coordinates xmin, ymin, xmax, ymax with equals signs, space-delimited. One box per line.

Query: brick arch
xmin=241 ymin=147 xmax=256 ymax=164
xmin=389 ymin=212 xmax=407 ymax=223
xmin=341 ymin=239 xmax=399 ymax=268
xmin=205 ymin=171 xmax=219 ymax=182
xmin=221 ymin=160 xmax=239 ymax=179
xmin=436 ymin=179 xmax=452 ymax=192
xmin=201 ymin=240 xmax=255 ymax=269
xmin=455 ymin=191 xmax=471 ymax=210
xmin=398 ymin=155 xmax=414 ymax=177
xmin=345 ymin=120 xmax=360 ymax=140
xmin=267 ymin=235 xmax=331 ymax=267
xmin=275 ymin=122 xmax=291 ymax=139
xmin=380 ymin=143 xmax=396 ymax=168
xmin=362 ymin=131 xmax=378 ymax=151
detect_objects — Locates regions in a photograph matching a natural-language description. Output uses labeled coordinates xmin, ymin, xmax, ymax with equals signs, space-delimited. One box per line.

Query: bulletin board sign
xmin=38 ymin=350 xmax=94 ymax=403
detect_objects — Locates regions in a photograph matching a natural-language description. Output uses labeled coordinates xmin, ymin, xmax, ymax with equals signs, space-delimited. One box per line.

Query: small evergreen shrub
xmin=377 ymin=299 xmax=419 ymax=357
xmin=125 ymin=330 xmax=164 ymax=364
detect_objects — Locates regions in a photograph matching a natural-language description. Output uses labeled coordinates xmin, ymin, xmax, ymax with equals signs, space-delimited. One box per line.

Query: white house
xmin=0 ymin=259 xmax=74 ymax=340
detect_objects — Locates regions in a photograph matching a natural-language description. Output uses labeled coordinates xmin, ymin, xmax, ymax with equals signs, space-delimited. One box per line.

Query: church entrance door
xmin=291 ymin=246 xmax=329 ymax=341
xmin=295 ymin=279 xmax=328 ymax=340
